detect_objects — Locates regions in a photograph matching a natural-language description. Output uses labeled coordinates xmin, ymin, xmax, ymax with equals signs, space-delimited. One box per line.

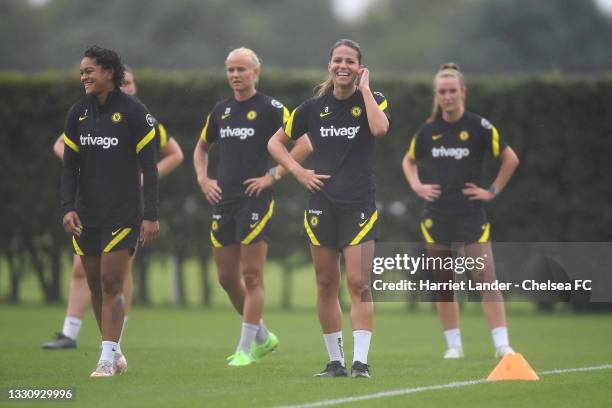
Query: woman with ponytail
xmin=268 ymin=39 xmax=390 ymax=378
xmin=402 ymin=63 xmax=519 ymax=359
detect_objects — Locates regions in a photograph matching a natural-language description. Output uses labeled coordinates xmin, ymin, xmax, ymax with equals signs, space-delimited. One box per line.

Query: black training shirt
xmin=284 ymin=89 xmax=390 ymax=208
xmin=409 ymin=111 xmax=507 ymax=216
xmin=199 ymin=92 xmax=289 ymax=203
xmin=61 ymin=89 xmax=159 ymax=227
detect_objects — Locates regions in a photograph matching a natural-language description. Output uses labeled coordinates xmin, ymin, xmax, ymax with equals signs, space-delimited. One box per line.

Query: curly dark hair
xmin=83 ymin=45 xmax=125 ymax=88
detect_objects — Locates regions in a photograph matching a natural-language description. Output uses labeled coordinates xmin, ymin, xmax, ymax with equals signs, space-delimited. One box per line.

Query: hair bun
xmin=440 ymin=62 xmax=460 ymax=71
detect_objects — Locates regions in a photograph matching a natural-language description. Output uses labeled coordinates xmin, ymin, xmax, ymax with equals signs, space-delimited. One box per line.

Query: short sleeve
xmin=157 ymin=122 xmax=168 ymax=149
xmin=408 ymin=125 xmax=427 ymax=161
xmin=373 ymin=91 xmax=391 ymax=122
xmin=199 ymin=110 xmax=219 ymax=144
xmin=480 ymin=117 xmax=507 ymax=159
xmin=283 ymin=100 xmax=311 ymax=140
xmin=129 ymin=100 xmax=156 ymax=154
xmin=270 ymin=98 xmax=290 ymax=127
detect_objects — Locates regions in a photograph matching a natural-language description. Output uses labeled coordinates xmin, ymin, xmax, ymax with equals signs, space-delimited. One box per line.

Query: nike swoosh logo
xmin=249 ymin=222 xmax=259 ymax=228
xmin=111 ymin=228 xmax=122 ymax=236
xmin=221 ymin=114 xmax=230 ymax=120
xmin=320 ymin=112 xmax=331 ymax=117
xmin=79 ymin=116 xmax=88 ymax=121
xmin=432 ymin=134 xmax=443 ymax=140
xmin=358 ymin=219 xmax=368 ymax=227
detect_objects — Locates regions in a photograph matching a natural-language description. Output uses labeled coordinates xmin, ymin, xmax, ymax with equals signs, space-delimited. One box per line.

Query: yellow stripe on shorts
xmin=420 ymin=222 xmax=435 ymax=244
xmin=349 ymin=210 xmax=378 ymax=245
xmin=210 ymin=231 xmax=222 ymax=248
xmin=478 ymin=223 xmax=491 ymax=243
xmin=241 ymin=200 xmax=275 ymax=245
xmin=303 ymin=211 xmax=320 ymax=246
xmin=103 ymin=228 xmax=132 ymax=253
xmin=72 ymin=236 xmax=84 ymax=256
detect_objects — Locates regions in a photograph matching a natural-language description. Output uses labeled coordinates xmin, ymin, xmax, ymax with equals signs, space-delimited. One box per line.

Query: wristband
xmin=488 ymin=185 xmax=498 ymax=196
xmin=267 ymin=167 xmax=281 ymax=181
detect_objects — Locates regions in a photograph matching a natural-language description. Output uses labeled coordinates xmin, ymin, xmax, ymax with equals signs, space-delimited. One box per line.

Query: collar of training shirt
xmin=87 ymin=88 xmax=121 ymax=113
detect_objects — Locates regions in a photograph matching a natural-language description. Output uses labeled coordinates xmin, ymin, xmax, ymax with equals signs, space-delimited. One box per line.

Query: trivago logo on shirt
xmin=320 ymin=125 xmax=360 ymax=139
xmin=219 ymin=127 xmax=255 ymax=140
xmin=79 ymin=133 xmax=119 ymax=149
xmin=431 ymin=146 xmax=470 ymax=160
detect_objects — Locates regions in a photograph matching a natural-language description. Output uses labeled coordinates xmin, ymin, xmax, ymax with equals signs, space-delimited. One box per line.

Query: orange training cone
xmin=487 ymin=353 xmax=540 ymax=381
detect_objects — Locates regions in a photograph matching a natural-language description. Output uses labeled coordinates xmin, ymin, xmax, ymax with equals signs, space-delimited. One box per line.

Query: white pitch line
xmin=276 ymin=364 xmax=612 ymax=408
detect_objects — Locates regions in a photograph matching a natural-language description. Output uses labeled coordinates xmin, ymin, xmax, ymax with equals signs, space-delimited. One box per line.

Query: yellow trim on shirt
xmin=136 ymin=128 xmax=156 ymax=154
xmin=492 ymin=127 xmax=500 ymax=158
xmin=378 ymin=99 xmax=388 ymax=111
xmin=284 ymin=109 xmax=297 ymax=139
xmin=64 ymin=134 xmax=79 ymax=153
xmin=200 ymin=114 xmax=211 ymax=143
xmin=408 ymin=136 xmax=417 ymax=161
xmin=158 ymin=123 xmax=168 ymax=148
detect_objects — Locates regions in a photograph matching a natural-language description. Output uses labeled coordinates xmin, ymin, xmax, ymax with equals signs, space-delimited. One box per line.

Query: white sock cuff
xmin=444 ymin=328 xmax=462 ymax=349
xmin=352 ymin=330 xmax=372 ymax=364
xmin=491 ymin=326 xmax=509 ymax=348
xmin=242 ymin=322 xmax=259 ymax=331
xmin=323 ymin=331 xmax=344 ymax=364
xmin=62 ymin=316 xmax=82 ymax=340
xmin=100 ymin=341 xmax=119 ymax=363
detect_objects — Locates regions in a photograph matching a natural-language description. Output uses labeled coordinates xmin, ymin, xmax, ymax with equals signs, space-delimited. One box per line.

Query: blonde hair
xmin=226 ymin=47 xmax=261 ymax=69
xmin=316 ymin=39 xmax=362 ymax=97
xmin=226 ymin=47 xmax=261 ymax=85
xmin=427 ymin=62 xmax=466 ymax=123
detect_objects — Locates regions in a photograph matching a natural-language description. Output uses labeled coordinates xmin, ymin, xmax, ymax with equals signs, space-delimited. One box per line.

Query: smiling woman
xmin=267 ymin=38 xmax=390 ymax=379
xmin=61 ymin=45 xmax=160 ymax=378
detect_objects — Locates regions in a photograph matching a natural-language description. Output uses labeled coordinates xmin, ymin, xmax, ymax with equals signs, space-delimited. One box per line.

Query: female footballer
xmin=45 ymin=66 xmax=183 ymax=354
xmin=61 ymin=46 xmax=160 ymax=377
xmin=402 ymin=63 xmax=519 ymax=359
xmin=268 ymin=39 xmax=390 ymax=378
xmin=194 ymin=47 xmax=312 ymax=366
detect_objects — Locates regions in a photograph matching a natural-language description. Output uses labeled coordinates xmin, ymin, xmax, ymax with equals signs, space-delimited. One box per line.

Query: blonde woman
xmin=194 ymin=47 xmax=312 ymax=366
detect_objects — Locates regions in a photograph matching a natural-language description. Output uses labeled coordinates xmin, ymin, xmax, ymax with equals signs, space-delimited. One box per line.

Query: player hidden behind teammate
xmin=61 ymin=46 xmax=161 ymax=377
xmin=402 ymin=63 xmax=519 ymax=359
xmin=194 ymin=47 xmax=312 ymax=366
xmin=44 ymin=66 xmax=183 ymax=350
xmin=268 ymin=39 xmax=390 ymax=378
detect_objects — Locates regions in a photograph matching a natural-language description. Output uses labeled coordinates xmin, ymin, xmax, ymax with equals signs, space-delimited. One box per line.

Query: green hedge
xmin=2 ymin=72 xmax=612 ymax=300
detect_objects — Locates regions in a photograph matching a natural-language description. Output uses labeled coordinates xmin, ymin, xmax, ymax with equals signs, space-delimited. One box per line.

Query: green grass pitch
xmin=1 ymin=304 xmax=611 ymax=407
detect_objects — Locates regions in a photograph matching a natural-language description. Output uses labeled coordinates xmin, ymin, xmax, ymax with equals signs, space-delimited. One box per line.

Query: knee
xmin=85 ymin=274 xmax=101 ymax=292
xmin=73 ymin=263 xmax=87 ymax=280
xmin=101 ymin=273 xmax=123 ymax=296
xmin=242 ymin=268 xmax=262 ymax=291
xmin=347 ymin=276 xmax=368 ymax=298
xmin=218 ymin=273 xmax=240 ymax=292
xmin=315 ymin=270 xmax=339 ymax=297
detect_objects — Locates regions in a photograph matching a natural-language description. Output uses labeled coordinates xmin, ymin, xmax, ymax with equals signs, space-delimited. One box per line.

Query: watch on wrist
xmin=488 ymin=185 xmax=498 ymax=196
